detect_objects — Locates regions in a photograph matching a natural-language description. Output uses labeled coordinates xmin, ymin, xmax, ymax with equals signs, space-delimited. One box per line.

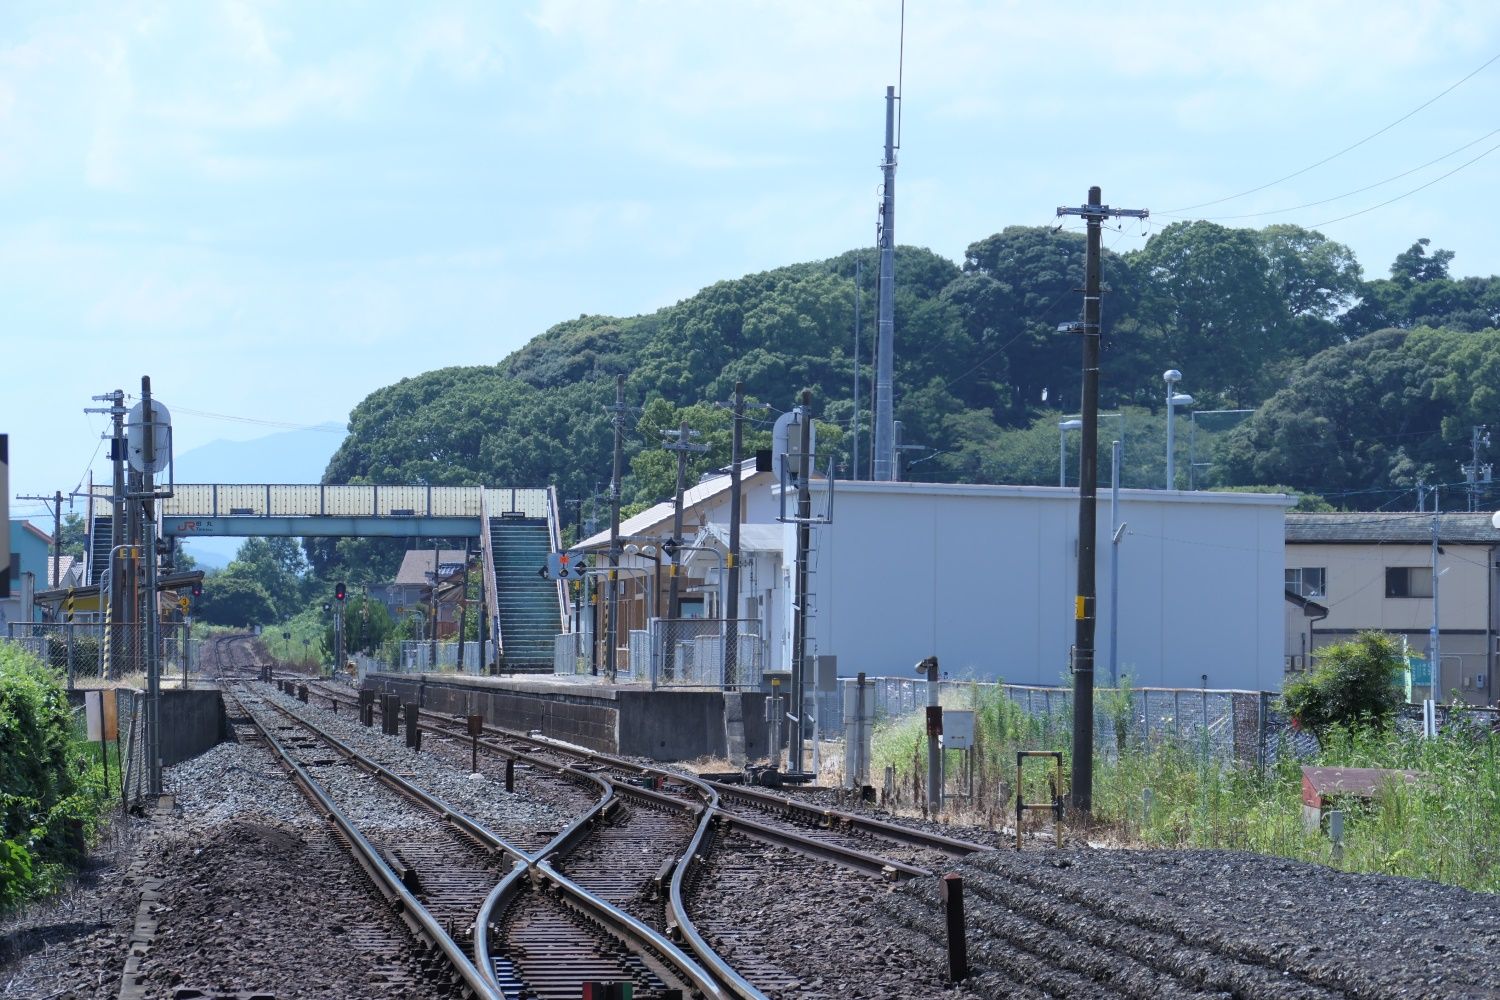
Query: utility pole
xmin=789 ymin=390 xmax=814 ymax=774
xmin=871 ymin=85 xmax=898 ymax=482
xmin=663 ymin=420 xmax=708 ymax=620
xmin=456 ymin=548 xmax=470 ymax=672
xmin=86 ymin=391 xmax=128 ymax=677
xmin=15 ymin=490 xmax=66 ymax=586
xmin=1462 ymin=425 xmax=1491 ymax=512
xmin=430 ymin=540 xmax=440 ymax=668
xmin=136 ymin=376 xmax=169 ymax=796
xmin=1056 ymin=186 xmax=1148 ymax=815
xmin=1430 ymin=515 xmax=1442 ymax=701
xmin=605 ymin=376 xmax=627 ymax=680
xmin=725 ymin=383 xmax=745 ymax=688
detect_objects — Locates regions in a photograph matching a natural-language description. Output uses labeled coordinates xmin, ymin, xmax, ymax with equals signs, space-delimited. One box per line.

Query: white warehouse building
xmin=784 ymin=481 xmax=1291 ymax=692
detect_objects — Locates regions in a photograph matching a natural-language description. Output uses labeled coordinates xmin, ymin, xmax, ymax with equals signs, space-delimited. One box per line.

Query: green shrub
xmin=1281 ymin=631 xmax=1405 ymax=747
xmin=0 ymin=643 xmax=108 ymax=909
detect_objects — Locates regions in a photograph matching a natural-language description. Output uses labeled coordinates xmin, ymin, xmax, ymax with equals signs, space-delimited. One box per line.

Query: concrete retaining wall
xmin=366 ymin=674 xmax=771 ymax=762
xmin=67 ymin=688 xmax=227 ymax=767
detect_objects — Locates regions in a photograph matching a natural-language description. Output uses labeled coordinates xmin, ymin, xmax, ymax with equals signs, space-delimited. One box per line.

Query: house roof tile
xmin=1286 ymin=512 xmax=1500 ymax=544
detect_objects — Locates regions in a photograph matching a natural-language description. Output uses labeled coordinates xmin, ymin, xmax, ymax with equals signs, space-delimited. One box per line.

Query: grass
xmin=867 ymin=682 xmax=1500 ymax=892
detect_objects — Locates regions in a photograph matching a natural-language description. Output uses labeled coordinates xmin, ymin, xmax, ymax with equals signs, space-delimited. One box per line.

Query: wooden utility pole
xmin=1056 ymin=186 xmax=1147 ymax=814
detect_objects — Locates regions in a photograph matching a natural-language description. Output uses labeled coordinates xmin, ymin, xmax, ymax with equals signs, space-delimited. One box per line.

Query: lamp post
xmin=1163 ymin=370 xmax=1195 ymax=490
xmin=1058 ymin=419 xmax=1082 ymax=486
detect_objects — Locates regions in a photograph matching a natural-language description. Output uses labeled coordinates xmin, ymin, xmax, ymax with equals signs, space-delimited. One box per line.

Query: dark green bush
xmin=0 ymin=643 xmax=96 ymax=908
xmin=1281 ymin=631 xmax=1405 ymax=747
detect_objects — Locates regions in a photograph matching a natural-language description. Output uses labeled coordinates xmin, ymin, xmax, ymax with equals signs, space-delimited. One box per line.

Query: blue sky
xmin=6 ymin=1 xmax=1500 ymax=524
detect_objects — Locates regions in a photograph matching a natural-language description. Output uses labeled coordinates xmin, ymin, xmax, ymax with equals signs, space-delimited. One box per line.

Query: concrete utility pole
xmin=1462 ymin=425 xmax=1491 ymax=512
xmin=1430 ymin=515 xmax=1441 ymax=700
xmin=871 ymin=85 xmax=898 ymax=482
xmin=1056 ymin=186 xmax=1148 ymax=815
xmin=605 ymin=376 xmax=627 ymax=680
xmin=85 ymin=391 xmax=128 ymax=675
xmin=663 ymin=421 xmax=708 ymax=619
xmin=15 ymin=490 xmax=65 ymax=586
xmin=430 ymin=540 xmax=440 ymax=668
xmin=789 ymin=391 xmax=814 ymax=773
xmin=456 ymin=548 xmax=469 ymax=672
xmin=725 ymin=382 xmax=745 ymax=688
xmin=138 ymin=376 xmax=164 ymax=796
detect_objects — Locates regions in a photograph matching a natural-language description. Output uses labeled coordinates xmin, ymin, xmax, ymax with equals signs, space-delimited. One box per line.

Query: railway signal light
xmin=191 ymin=581 xmax=203 ymax=598
xmin=543 ymin=552 xmax=587 ymax=580
xmin=335 ymin=581 xmax=347 ymax=602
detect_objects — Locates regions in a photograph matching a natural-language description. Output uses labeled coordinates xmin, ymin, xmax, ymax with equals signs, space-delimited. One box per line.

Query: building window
xmin=1285 ymin=567 xmax=1325 ymax=598
xmin=1386 ymin=566 xmax=1433 ymax=598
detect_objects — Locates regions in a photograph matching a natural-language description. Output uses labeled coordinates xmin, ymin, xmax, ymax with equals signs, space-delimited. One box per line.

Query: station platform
xmin=363 ymin=672 xmax=771 ymax=762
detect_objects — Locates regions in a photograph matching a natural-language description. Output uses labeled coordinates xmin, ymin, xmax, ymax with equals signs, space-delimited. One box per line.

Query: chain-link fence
xmin=818 ymin=676 xmax=1290 ymax=767
xmin=5 ymin=622 xmax=199 ymax=687
xmin=645 ymin=619 xmax=765 ymax=689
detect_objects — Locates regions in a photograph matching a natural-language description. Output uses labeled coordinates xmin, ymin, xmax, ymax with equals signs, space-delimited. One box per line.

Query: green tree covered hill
xmin=312 ymin=222 xmax=1500 ymax=578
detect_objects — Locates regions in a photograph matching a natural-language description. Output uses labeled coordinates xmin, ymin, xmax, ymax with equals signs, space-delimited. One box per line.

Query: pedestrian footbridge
xmin=84 ymin=484 xmax=566 ymax=671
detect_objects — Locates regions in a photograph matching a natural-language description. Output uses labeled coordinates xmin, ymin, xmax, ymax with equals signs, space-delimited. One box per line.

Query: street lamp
xmin=1058 ymin=419 xmax=1082 ymax=486
xmin=1163 ymin=370 xmax=1195 ymax=489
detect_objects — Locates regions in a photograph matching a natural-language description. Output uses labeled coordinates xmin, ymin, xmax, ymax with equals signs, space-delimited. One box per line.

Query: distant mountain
xmin=174 ymin=424 xmax=345 ymax=570
xmin=174 ymin=423 xmax=346 ymax=484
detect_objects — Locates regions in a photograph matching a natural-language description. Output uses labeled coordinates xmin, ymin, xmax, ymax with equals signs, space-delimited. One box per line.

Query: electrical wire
xmin=1308 ymin=138 xmax=1500 ymax=228
xmin=1157 ymin=127 xmax=1500 ymax=222
xmin=154 ymin=403 xmax=344 ymax=432
xmin=1164 ymin=49 xmax=1500 ymax=213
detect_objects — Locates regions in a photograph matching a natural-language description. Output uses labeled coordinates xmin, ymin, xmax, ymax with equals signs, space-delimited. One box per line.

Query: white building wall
xmin=786 ymin=482 xmax=1289 ymax=692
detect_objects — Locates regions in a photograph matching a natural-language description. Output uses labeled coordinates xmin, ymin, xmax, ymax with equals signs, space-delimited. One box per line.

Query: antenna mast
xmin=871 ymin=86 xmax=898 ymax=481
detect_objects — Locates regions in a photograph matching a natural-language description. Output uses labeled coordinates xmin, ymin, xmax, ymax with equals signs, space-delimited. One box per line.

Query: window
xmin=1386 ymin=566 xmax=1433 ymax=598
xmin=1285 ymin=567 xmax=1325 ymax=598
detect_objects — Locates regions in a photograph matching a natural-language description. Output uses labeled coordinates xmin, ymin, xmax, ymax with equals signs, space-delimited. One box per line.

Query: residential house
xmin=1285 ymin=512 xmax=1499 ymax=705
xmin=1 ymin=520 xmax=54 ymax=629
xmin=378 ymin=548 xmax=473 ymax=640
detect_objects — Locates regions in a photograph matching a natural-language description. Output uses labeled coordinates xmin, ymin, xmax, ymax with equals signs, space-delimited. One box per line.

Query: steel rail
xmin=232 ymin=689 xmax=505 ymax=1000
xmin=269 ymin=685 xmax=747 ymax=997
xmin=312 ymin=683 xmax=773 ymax=997
xmin=310 ymin=683 xmax=978 ymax=872
xmin=710 ymin=782 xmax=990 ymax=857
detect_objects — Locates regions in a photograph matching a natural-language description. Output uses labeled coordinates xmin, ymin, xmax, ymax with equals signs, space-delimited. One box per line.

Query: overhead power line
xmin=1164 ymin=49 xmax=1500 ymax=213
xmin=1158 ymin=126 xmax=1500 ymax=222
xmin=158 ymin=403 xmax=344 ymax=432
xmin=1308 ymin=138 xmax=1500 ymax=228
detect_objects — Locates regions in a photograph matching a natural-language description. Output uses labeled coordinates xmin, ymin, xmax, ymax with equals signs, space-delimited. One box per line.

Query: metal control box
xmin=941 ymin=709 xmax=975 ymax=750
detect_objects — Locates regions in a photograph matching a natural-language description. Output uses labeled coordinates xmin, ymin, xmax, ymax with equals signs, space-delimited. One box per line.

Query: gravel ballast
xmin=884 ymin=848 xmax=1500 ymax=999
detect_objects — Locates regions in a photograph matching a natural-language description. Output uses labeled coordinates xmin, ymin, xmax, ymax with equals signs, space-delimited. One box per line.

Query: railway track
xmin=214 ymin=650 xmax=747 ymax=999
xmin=307 ymin=680 xmax=991 ymax=877
xmin=198 ymin=647 xmax=997 ymax=997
